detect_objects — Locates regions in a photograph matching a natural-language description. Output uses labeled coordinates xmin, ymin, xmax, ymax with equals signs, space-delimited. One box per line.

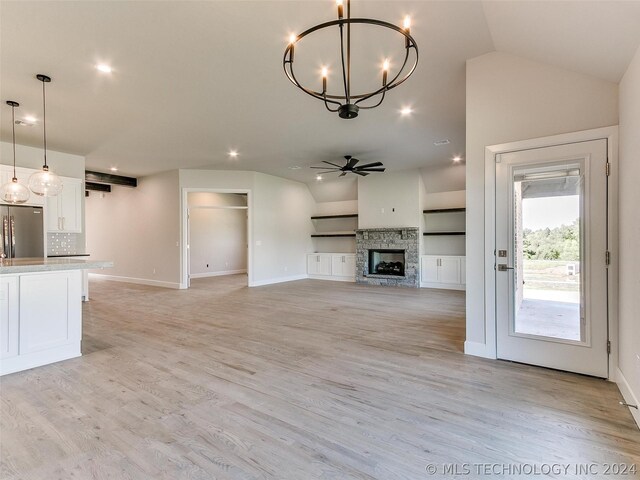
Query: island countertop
xmin=0 ymin=257 xmax=113 ymax=274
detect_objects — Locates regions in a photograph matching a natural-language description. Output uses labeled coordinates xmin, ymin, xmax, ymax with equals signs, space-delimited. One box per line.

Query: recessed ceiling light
xmin=96 ymin=64 xmax=112 ymax=73
xmin=288 ymin=165 xmax=302 ymax=170
xmin=316 ymin=175 xmax=322 ymax=181
xmin=229 ymin=150 xmax=239 ymax=158
xmin=453 ymin=156 xmax=462 ymax=163
xmin=434 ymin=139 xmax=450 ymax=146
xmin=400 ymin=106 xmax=413 ymax=116
xmin=110 ymin=166 xmax=118 ymax=172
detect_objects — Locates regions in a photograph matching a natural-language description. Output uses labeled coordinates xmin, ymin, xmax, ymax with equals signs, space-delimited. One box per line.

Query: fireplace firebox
xmin=368 ymin=249 xmax=405 ymax=277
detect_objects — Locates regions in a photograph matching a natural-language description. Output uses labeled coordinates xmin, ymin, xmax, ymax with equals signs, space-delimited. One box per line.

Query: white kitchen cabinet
xmin=46 ymin=176 xmax=83 ymax=233
xmin=420 ymin=255 xmax=466 ymax=290
xmin=307 ymin=254 xmax=332 ymax=276
xmin=307 ymin=253 xmax=355 ymax=281
xmin=19 ymin=270 xmax=82 ymax=355
xmin=0 ymin=275 xmax=19 ymax=359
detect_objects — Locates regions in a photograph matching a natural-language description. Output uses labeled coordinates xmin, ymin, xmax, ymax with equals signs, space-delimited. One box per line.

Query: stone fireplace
xmin=356 ymin=227 xmax=419 ymax=287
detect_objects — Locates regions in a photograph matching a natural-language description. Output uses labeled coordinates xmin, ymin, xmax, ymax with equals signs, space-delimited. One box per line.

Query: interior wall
xmin=357 ymin=169 xmax=421 ymax=229
xmin=179 ymin=169 xmax=315 ymax=286
xmin=86 ymin=169 xmax=181 ymax=287
xmin=420 ymin=163 xmax=466 ymax=193
xmin=465 ymin=51 xmax=618 ymax=354
xmin=1 ymin=142 xmax=87 ymax=254
xmin=618 ymin=44 xmax=640 ymax=422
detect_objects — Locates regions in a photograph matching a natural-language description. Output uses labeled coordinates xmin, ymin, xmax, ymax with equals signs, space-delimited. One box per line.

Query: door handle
xmin=0 ymin=215 xmax=6 ymax=259
xmin=9 ymin=216 xmax=15 ymax=258
xmin=497 ymin=264 xmax=514 ymax=271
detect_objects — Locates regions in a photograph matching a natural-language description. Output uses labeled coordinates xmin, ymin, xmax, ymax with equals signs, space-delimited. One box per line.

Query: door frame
xmin=482 ymin=126 xmax=618 ymax=379
xmin=180 ymin=188 xmax=252 ymax=289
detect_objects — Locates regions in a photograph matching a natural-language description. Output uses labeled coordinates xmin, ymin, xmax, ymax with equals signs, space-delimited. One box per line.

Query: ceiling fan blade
xmin=322 ymin=161 xmax=344 ymax=168
xmin=310 ymin=166 xmax=339 ymax=170
xmin=354 ymin=162 xmax=383 ymax=169
xmin=345 ymin=157 xmax=359 ymax=169
xmin=317 ymin=171 xmax=337 ymax=174
xmin=357 ymin=168 xmax=386 ymax=172
xmin=339 ymin=172 xmax=347 ymax=177
xmin=353 ymin=170 xmax=368 ymax=176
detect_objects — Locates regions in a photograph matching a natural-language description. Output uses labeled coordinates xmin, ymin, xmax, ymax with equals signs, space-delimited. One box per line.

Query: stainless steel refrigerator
xmin=1 ymin=205 xmax=44 ymax=259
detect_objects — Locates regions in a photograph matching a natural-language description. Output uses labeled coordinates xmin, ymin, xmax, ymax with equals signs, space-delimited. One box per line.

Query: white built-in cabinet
xmin=307 ymin=253 xmax=355 ymax=282
xmin=46 ymin=176 xmax=83 ymax=233
xmin=0 ymin=270 xmax=82 ymax=375
xmin=420 ymin=255 xmax=466 ymax=290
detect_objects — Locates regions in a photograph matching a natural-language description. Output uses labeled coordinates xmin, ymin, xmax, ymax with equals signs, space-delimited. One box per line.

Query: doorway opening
xmin=185 ymin=191 xmax=249 ymax=288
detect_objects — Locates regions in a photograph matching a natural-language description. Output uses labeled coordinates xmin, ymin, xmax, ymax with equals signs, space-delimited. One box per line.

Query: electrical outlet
xmin=152 ymin=268 xmax=156 ymax=275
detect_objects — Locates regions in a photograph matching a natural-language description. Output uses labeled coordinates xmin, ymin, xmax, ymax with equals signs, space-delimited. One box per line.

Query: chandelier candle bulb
xmin=336 ymin=0 xmax=344 ymax=19
xmin=382 ymin=59 xmax=389 ymax=85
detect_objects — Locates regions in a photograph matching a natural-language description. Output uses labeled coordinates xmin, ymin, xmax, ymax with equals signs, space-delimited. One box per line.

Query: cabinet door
xmin=0 ymin=276 xmax=19 ymax=359
xmin=439 ymin=257 xmax=461 ymax=284
xmin=343 ymin=255 xmax=356 ymax=277
xmin=318 ymin=254 xmax=332 ymax=276
xmin=19 ymin=271 xmax=82 ymax=354
xmin=46 ymin=195 xmax=61 ymax=232
xmin=307 ymin=255 xmax=319 ymax=275
xmin=59 ymin=178 xmax=82 ymax=233
xmin=421 ymin=256 xmax=439 ymax=283
xmin=331 ymin=255 xmax=344 ymax=277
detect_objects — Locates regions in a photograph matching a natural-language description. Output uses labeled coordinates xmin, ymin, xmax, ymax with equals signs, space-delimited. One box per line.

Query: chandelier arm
xmin=324 ymin=96 xmax=341 ymax=113
xmin=385 ymin=43 xmax=419 ymax=91
xmin=357 ymin=89 xmax=387 ymax=110
xmin=338 ymin=23 xmax=350 ymax=103
xmin=284 ymin=54 xmax=342 ymax=106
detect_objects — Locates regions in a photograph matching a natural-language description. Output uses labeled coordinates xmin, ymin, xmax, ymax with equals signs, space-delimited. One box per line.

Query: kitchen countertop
xmin=0 ymin=257 xmax=113 ymax=274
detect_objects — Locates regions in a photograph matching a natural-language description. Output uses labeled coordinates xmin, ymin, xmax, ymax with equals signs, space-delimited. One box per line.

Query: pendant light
xmin=28 ymin=74 xmax=62 ymax=196
xmin=0 ymin=101 xmax=31 ymax=204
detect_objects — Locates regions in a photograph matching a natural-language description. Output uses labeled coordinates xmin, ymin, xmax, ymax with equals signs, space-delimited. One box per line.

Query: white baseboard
xmin=464 ymin=340 xmax=497 ymax=359
xmin=249 ymin=274 xmax=308 ymax=287
xmin=88 ymin=273 xmax=181 ymax=290
xmin=421 ymin=282 xmax=466 ymax=291
xmin=615 ymin=367 xmax=640 ymax=429
xmin=309 ymin=275 xmax=355 ymax=283
xmin=190 ymin=269 xmax=246 ymax=279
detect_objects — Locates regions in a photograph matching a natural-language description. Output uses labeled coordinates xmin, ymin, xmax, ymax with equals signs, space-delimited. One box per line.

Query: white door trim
xmin=481 ymin=126 xmax=618 ymax=379
xmin=180 ymin=188 xmax=252 ymax=289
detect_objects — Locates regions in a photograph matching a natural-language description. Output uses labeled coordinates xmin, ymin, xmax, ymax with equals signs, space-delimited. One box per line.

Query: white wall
xmin=179 ymin=170 xmax=315 ymax=287
xmin=86 ymin=169 xmax=181 ymax=288
xmin=357 ymin=169 xmax=422 ymax=229
xmin=618 ymin=44 xmax=640 ymax=423
xmin=420 ymin=163 xmax=466 ymax=193
xmin=189 ymin=208 xmax=247 ymax=276
xmin=465 ymin=52 xmax=618 ymax=352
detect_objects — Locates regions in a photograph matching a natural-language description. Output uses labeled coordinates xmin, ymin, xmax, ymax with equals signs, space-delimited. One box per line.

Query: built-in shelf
xmin=423 ymin=208 xmax=466 ymax=214
xmin=311 ymin=214 xmax=358 ymax=220
xmin=423 ymin=231 xmax=466 ymax=236
xmin=311 ymin=232 xmax=356 ymax=238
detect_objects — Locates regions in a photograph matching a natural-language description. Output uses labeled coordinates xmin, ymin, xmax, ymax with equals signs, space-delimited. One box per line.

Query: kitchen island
xmin=0 ymin=258 xmax=113 ymax=376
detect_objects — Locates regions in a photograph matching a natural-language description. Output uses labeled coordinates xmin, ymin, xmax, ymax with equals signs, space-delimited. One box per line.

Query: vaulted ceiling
xmin=1 ymin=1 xmax=639 ymax=184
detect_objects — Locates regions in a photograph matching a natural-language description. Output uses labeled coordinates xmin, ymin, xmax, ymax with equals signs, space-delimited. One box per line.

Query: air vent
xmin=434 ymin=139 xmax=450 ymax=146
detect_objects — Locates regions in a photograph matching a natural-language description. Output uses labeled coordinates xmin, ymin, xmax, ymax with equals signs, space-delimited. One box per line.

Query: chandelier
xmin=283 ymin=0 xmax=418 ymax=119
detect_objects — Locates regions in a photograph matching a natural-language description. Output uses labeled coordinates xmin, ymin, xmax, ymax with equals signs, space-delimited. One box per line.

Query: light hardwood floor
xmin=1 ymin=275 xmax=638 ymax=479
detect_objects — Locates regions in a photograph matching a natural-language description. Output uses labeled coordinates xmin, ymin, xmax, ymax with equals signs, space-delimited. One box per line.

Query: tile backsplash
xmin=47 ymin=233 xmax=84 ymax=255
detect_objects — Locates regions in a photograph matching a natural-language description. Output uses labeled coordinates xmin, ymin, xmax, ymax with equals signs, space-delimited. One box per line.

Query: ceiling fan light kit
xmin=283 ymin=0 xmax=418 ymax=119
xmin=28 ymin=74 xmax=63 ymax=197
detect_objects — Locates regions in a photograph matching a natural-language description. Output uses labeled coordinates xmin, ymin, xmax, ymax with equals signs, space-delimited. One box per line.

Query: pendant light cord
xmin=11 ymin=104 xmax=17 ymax=179
xmin=42 ymin=79 xmax=48 ymax=168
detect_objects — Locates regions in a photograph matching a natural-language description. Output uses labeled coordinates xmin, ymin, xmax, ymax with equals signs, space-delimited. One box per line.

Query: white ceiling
xmin=1 ymin=1 xmax=639 ymax=184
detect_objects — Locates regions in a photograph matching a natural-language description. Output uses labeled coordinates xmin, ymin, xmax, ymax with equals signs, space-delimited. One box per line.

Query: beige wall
xmin=357 ymin=170 xmax=422 ymax=229
xmin=420 ymin=163 xmax=466 ymax=193
xmin=465 ymin=51 xmax=618 ymax=350
xmin=86 ymin=170 xmax=180 ymax=287
xmin=618 ymin=44 xmax=640 ymax=418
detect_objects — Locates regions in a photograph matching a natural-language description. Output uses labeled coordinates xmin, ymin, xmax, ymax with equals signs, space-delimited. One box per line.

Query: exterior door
xmin=495 ymin=140 xmax=609 ymax=377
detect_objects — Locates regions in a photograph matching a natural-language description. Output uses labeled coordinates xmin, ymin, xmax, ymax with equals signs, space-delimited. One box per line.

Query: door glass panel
xmin=512 ymin=165 xmax=584 ymax=342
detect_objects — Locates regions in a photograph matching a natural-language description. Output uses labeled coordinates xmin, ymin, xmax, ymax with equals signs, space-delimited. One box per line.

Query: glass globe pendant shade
xmin=0 ymin=177 xmax=31 ymax=204
xmin=28 ymin=166 xmax=63 ymax=197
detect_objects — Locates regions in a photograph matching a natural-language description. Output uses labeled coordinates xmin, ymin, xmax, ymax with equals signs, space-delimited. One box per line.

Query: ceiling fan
xmin=310 ymin=155 xmax=386 ymax=177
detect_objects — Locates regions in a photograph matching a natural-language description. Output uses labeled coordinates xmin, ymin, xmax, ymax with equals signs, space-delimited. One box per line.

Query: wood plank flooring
xmin=1 ymin=275 xmax=638 ymax=479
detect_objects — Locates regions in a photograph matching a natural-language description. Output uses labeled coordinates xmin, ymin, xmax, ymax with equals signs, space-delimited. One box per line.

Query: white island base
xmin=0 ymin=258 xmax=112 ymax=376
